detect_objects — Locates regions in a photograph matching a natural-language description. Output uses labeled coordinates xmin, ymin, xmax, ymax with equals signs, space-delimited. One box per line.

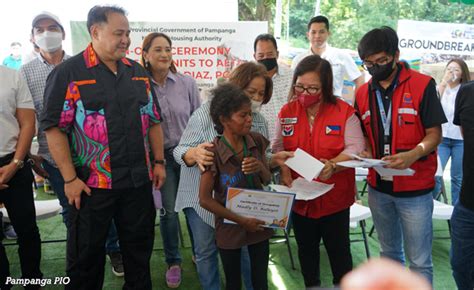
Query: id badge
xmin=383 ymin=144 xmax=390 ymax=156
xmin=381 ymin=144 xmax=393 ymax=181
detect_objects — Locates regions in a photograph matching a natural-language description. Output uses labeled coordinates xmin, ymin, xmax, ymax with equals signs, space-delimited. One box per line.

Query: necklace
xmin=307 ymin=110 xmax=317 ymax=122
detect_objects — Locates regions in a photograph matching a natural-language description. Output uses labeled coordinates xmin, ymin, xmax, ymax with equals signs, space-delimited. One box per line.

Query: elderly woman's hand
xmin=242 ymin=157 xmax=263 ymax=175
xmin=280 ymin=166 xmax=293 ymax=187
xmin=192 ymin=142 xmax=214 ymax=171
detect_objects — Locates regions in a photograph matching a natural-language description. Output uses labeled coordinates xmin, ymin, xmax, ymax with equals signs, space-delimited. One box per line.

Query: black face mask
xmin=368 ymin=59 xmax=396 ymax=82
xmin=258 ymin=58 xmax=277 ymax=71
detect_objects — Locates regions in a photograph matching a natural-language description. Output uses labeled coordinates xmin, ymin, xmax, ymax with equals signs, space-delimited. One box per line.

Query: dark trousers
xmin=66 ymin=182 xmax=156 ymax=290
xmin=292 ymin=208 xmax=352 ymax=287
xmin=0 ymin=162 xmax=42 ymax=290
xmin=218 ymin=239 xmax=269 ymax=290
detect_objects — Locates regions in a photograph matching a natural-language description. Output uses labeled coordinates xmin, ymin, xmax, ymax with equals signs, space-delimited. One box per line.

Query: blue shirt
xmin=2 ymin=55 xmax=22 ymax=70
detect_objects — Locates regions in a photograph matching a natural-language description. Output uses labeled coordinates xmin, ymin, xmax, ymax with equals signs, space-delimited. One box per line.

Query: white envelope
xmin=284 ymin=148 xmax=325 ymax=182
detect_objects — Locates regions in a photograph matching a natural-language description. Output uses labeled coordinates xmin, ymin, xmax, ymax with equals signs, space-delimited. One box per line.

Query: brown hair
xmin=141 ymin=32 xmax=177 ymax=74
xmin=228 ymin=62 xmax=273 ymax=104
xmin=289 ymin=55 xmax=336 ymax=104
xmin=447 ymin=58 xmax=471 ymax=84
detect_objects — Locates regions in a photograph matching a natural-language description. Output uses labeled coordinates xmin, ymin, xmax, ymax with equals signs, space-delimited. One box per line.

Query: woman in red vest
xmin=272 ymin=55 xmax=365 ymax=287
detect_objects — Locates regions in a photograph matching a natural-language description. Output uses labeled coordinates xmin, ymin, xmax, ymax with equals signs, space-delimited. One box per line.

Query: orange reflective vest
xmin=355 ymin=64 xmax=437 ymax=192
xmin=279 ymin=99 xmax=355 ymax=218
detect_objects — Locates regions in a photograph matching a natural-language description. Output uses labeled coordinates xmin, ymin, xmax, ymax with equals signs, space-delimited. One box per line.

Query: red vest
xmin=355 ymin=64 xmax=437 ymax=192
xmin=279 ymin=99 xmax=355 ymax=218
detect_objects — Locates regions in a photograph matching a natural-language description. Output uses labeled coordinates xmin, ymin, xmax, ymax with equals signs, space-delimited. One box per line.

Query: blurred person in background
xmin=2 ymin=42 xmax=22 ymax=70
xmin=435 ymin=58 xmax=471 ymax=204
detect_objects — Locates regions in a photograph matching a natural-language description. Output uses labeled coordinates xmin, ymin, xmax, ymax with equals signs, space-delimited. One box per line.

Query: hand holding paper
xmin=284 ymin=148 xmax=324 ymax=182
xmin=337 ymin=154 xmax=415 ymax=177
xmin=336 ymin=154 xmax=387 ymax=168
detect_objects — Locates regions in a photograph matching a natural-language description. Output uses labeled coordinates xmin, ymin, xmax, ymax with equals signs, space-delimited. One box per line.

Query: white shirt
xmin=291 ymin=45 xmax=361 ymax=97
xmin=260 ymin=65 xmax=293 ymax=145
xmin=441 ymin=84 xmax=463 ymax=140
xmin=0 ymin=66 xmax=35 ymax=157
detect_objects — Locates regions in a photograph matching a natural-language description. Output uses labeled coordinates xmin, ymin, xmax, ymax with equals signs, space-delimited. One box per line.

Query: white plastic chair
xmin=350 ymin=203 xmax=372 ymax=259
xmin=432 ymin=199 xmax=453 ymax=238
xmin=434 ymin=155 xmax=449 ymax=203
xmin=1 ymin=199 xmax=63 ymax=245
xmin=0 ymin=199 xmax=61 ymax=223
xmin=356 ymin=168 xmax=369 ymax=197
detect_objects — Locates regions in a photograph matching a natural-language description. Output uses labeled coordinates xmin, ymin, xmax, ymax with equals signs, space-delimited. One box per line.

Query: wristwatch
xmin=12 ymin=159 xmax=24 ymax=169
xmin=153 ymin=159 xmax=166 ymax=166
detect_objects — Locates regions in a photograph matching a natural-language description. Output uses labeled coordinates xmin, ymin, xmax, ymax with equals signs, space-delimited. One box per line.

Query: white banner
xmin=398 ymin=19 xmax=474 ymax=57
xmin=71 ymin=21 xmax=267 ymax=91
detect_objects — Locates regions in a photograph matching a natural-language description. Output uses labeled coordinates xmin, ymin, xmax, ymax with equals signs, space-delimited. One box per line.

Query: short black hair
xmin=307 ymin=15 xmax=329 ymax=31
xmin=253 ymin=33 xmax=278 ymax=52
xmin=358 ymin=26 xmax=399 ymax=61
xmin=210 ymin=83 xmax=251 ymax=135
xmin=10 ymin=42 xmax=21 ymax=47
xmin=87 ymin=5 xmax=127 ymax=35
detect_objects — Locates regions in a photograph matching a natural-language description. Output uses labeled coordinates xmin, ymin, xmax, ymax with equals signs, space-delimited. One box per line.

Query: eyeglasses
xmin=293 ymin=85 xmax=320 ymax=95
xmin=362 ymin=56 xmax=393 ymax=70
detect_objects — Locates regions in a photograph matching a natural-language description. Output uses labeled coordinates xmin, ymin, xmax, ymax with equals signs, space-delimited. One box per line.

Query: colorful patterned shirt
xmin=40 ymin=44 xmax=162 ymax=189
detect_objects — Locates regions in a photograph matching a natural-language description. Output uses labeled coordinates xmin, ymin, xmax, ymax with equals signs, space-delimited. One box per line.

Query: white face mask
xmin=35 ymin=31 xmax=63 ymax=53
xmin=251 ymin=100 xmax=263 ymax=113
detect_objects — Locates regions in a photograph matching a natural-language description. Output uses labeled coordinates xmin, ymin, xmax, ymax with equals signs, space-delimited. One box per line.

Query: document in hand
xmin=269 ymin=178 xmax=334 ymax=201
xmin=336 ymin=154 xmax=415 ymax=177
xmin=284 ymin=148 xmax=325 ymax=182
xmin=373 ymin=166 xmax=415 ymax=177
xmin=336 ymin=154 xmax=387 ymax=168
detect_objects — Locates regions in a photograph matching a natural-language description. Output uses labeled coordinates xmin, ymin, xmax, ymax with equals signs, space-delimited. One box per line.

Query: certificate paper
xmin=224 ymin=187 xmax=295 ymax=230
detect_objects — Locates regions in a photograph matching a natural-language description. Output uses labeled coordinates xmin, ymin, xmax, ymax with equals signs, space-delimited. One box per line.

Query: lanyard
xmin=220 ymin=136 xmax=255 ymax=188
xmin=375 ymin=89 xmax=392 ymax=138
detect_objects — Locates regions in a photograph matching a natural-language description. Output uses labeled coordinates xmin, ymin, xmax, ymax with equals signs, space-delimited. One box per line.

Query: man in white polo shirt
xmin=292 ymin=15 xmax=364 ymax=98
xmin=0 ymin=66 xmax=41 ymax=290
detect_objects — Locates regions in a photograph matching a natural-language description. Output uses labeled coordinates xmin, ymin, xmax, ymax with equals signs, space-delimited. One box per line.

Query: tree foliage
xmin=239 ymin=0 xmax=474 ymax=50
xmin=238 ymin=0 xmax=275 ymax=33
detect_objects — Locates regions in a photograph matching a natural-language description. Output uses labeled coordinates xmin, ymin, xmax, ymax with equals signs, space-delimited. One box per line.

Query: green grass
xmin=4 ymin=183 xmax=455 ymax=290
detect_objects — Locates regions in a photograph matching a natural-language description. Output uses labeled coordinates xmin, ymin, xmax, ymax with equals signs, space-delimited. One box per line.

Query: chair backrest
xmin=432 ymin=199 xmax=453 ymax=220
xmin=350 ymin=203 xmax=372 ymax=223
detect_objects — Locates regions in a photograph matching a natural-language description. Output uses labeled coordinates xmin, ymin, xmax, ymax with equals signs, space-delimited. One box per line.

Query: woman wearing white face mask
xmin=435 ymin=58 xmax=471 ymax=205
xmin=229 ymin=62 xmax=273 ymax=116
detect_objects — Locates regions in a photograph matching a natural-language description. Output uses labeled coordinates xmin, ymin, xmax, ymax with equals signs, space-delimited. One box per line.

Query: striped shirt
xmin=20 ymin=53 xmax=70 ymax=166
xmin=260 ymin=65 xmax=293 ymax=145
xmin=173 ymin=100 xmax=270 ymax=227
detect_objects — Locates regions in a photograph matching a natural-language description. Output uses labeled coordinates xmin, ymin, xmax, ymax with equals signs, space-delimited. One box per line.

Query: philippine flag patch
xmin=325 ymin=125 xmax=341 ymax=135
